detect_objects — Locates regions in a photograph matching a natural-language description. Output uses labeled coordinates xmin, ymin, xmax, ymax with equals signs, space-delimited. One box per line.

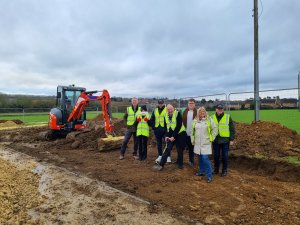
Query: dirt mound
xmin=232 ymin=121 xmax=300 ymax=159
xmin=0 ymin=120 xmax=23 ymax=125
xmin=0 ymin=120 xmax=24 ymax=128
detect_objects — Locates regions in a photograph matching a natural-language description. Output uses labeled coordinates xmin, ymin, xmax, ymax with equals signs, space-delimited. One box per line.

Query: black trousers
xmin=138 ymin=135 xmax=148 ymax=160
xmin=186 ymin=135 xmax=195 ymax=164
xmin=160 ymin=132 xmax=186 ymax=167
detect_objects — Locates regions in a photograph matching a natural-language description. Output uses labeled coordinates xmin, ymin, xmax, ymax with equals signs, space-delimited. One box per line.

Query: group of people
xmin=119 ymin=97 xmax=235 ymax=183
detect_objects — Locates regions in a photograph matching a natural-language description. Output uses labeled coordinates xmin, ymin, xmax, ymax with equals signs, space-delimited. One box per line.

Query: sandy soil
xmin=0 ymin=146 xmax=189 ymax=225
xmin=0 ymin=119 xmax=299 ymax=224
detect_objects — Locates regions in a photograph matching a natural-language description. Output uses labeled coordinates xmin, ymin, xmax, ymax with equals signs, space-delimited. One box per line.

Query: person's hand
xmin=144 ymin=117 xmax=149 ymax=122
xmin=230 ymin=141 xmax=235 ymax=146
xmin=169 ymin=137 xmax=175 ymax=142
xmin=137 ymin=118 xmax=142 ymax=122
xmin=165 ymin=137 xmax=169 ymax=142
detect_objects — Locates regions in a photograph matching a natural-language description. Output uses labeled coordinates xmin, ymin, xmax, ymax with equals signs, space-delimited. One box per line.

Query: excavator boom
xmin=67 ymin=89 xmax=114 ymax=135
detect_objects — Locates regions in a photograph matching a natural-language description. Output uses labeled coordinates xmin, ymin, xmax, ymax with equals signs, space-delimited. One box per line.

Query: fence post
xmin=227 ymin=94 xmax=231 ymax=113
xmin=22 ymin=108 xmax=25 ymax=123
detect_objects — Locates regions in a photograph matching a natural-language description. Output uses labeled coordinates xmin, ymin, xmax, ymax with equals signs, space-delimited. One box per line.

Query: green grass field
xmin=0 ymin=110 xmax=299 ymax=133
xmin=0 ymin=111 xmax=124 ymax=124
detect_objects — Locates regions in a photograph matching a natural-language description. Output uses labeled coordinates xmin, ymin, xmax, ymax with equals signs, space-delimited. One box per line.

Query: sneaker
xmin=133 ymin=155 xmax=139 ymax=160
xmin=155 ymin=155 xmax=162 ymax=163
xmin=167 ymin=156 xmax=171 ymax=163
xmin=153 ymin=164 xmax=163 ymax=171
xmin=207 ymin=178 xmax=212 ymax=183
xmin=213 ymin=169 xmax=219 ymax=175
xmin=221 ymin=171 xmax=227 ymax=177
xmin=119 ymin=155 xmax=124 ymax=160
xmin=188 ymin=161 xmax=194 ymax=167
xmin=195 ymin=172 xmax=204 ymax=176
xmin=178 ymin=165 xmax=183 ymax=169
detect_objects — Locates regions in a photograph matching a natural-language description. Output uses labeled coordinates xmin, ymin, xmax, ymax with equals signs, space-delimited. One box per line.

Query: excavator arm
xmin=67 ymin=89 xmax=114 ymax=135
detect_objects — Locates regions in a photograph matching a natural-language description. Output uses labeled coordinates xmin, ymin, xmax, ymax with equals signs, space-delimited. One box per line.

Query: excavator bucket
xmin=97 ymin=134 xmax=124 ymax=152
xmin=96 ymin=102 xmax=124 ymax=151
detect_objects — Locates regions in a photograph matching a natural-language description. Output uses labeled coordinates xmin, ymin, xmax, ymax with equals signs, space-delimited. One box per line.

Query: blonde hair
xmin=195 ymin=106 xmax=208 ymax=121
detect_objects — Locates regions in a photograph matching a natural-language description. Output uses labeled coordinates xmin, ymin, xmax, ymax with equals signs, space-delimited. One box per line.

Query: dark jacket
xmin=164 ymin=111 xmax=185 ymax=139
xmin=182 ymin=108 xmax=197 ymax=128
xmin=213 ymin=112 xmax=235 ymax=144
xmin=123 ymin=105 xmax=139 ymax=132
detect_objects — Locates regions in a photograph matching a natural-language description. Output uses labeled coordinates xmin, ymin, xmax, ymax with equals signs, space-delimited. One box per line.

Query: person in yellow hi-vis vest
xmin=149 ymin=99 xmax=170 ymax=163
xmin=120 ymin=97 xmax=141 ymax=160
xmin=212 ymin=104 xmax=235 ymax=177
xmin=153 ymin=104 xmax=187 ymax=171
xmin=136 ymin=105 xmax=152 ymax=160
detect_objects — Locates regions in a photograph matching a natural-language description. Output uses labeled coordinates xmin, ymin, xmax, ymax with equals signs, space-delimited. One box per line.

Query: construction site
xmin=0 ymin=115 xmax=299 ymax=224
xmin=1 ymin=1 xmax=300 ymax=224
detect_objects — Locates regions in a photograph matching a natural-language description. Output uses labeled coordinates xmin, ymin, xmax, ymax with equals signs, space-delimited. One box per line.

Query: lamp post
xmin=254 ymin=0 xmax=260 ymax=121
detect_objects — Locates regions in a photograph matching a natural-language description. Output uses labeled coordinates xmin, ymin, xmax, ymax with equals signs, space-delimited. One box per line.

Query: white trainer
xmin=155 ymin=155 xmax=162 ymax=163
xmin=167 ymin=156 xmax=171 ymax=163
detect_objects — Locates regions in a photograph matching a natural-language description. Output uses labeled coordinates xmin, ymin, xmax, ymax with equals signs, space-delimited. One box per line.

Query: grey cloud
xmin=0 ymin=0 xmax=299 ymax=98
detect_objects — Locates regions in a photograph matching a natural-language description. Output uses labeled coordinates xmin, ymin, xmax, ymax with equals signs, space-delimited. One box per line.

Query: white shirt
xmin=186 ymin=110 xmax=194 ymax=136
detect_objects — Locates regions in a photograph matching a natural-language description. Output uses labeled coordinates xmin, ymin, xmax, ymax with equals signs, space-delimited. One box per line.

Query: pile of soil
xmin=0 ymin=120 xmax=23 ymax=125
xmin=0 ymin=120 xmax=23 ymax=128
xmin=0 ymin=159 xmax=43 ymax=224
xmin=232 ymin=121 xmax=300 ymax=159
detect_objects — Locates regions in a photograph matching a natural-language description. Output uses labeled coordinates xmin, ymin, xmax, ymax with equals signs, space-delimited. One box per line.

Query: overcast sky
xmin=0 ymin=0 xmax=299 ymax=98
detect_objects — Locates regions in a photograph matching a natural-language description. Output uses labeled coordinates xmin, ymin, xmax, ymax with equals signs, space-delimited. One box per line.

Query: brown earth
xmin=0 ymin=120 xmax=299 ymax=224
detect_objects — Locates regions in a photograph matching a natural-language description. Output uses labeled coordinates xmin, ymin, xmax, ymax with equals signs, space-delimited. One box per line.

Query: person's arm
xmin=149 ymin=111 xmax=155 ymax=129
xmin=229 ymin=116 xmax=235 ymax=141
xmin=191 ymin=121 xmax=195 ymax=145
xmin=123 ymin=111 xmax=128 ymax=126
xmin=210 ymin=118 xmax=218 ymax=141
xmin=172 ymin=112 xmax=183 ymax=138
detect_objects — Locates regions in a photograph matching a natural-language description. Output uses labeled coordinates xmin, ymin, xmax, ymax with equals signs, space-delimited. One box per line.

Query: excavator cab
xmin=49 ymin=85 xmax=87 ymax=133
xmin=56 ymin=85 xmax=86 ymax=124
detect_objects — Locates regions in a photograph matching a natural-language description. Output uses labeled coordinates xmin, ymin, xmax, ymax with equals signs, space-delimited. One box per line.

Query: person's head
xmin=197 ymin=107 xmax=208 ymax=120
xmin=166 ymin=104 xmax=174 ymax=115
xmin=131 ymin=97 xmax=138 ymax=107
xmin=141 ymin=105 xmax=147 ymax=116
xmin=157 ymin=99 xmax=164 ymax=108
xmin=215 ymin=104 xmax=224 ymax=115
xmin=187 ymin=98 xmax=196 ymax=110
xmin=141 ymin=105 xmax=147 ymax=112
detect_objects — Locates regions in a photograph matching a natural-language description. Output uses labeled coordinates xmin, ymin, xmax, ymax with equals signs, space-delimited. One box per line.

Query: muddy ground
xmin=0 ymin=119 xmax=299 ymax=224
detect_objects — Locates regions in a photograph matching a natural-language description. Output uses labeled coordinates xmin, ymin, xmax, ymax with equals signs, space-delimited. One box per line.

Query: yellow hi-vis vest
xmin=212 ymin=114 xmax=230 ymax=137
xmin=136 ymin=113 xmax=150 ymax=137
xmin=127 ymin=106 xmax=141 ymax=126
xmin=154 ymin=107 xmax=166 ymax=127
xmin=192 ymin=118 xmax=213 ymax=142
xmin=165 ymin=110 xmax=185 ymax=134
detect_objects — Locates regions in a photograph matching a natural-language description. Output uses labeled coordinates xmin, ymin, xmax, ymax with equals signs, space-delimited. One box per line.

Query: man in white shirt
xmin=182 ymin=99 xmax=197 ymax=166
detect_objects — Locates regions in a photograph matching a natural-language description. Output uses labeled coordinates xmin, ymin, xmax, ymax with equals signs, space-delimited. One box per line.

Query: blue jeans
xmin=154 ymin=127 xmax=169 ymax=157
xmin=198 ymin=154 xmax=212 ymax=179
xmin=120 ymin=130 xmax=138 ymax=156
xmin=213 ymin=142 xmax=229 ymax=173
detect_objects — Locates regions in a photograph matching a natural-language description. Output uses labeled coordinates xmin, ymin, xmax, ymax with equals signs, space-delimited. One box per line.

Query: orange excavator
xmin=47 ymin=85 xmax=115 ymax=139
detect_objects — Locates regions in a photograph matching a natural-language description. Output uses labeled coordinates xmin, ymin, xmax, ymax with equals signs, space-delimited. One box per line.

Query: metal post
xmin=22 ymin=108 xmax=25 ymax=123
xmin=254 ymin=0 xmax=260 ymax=121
